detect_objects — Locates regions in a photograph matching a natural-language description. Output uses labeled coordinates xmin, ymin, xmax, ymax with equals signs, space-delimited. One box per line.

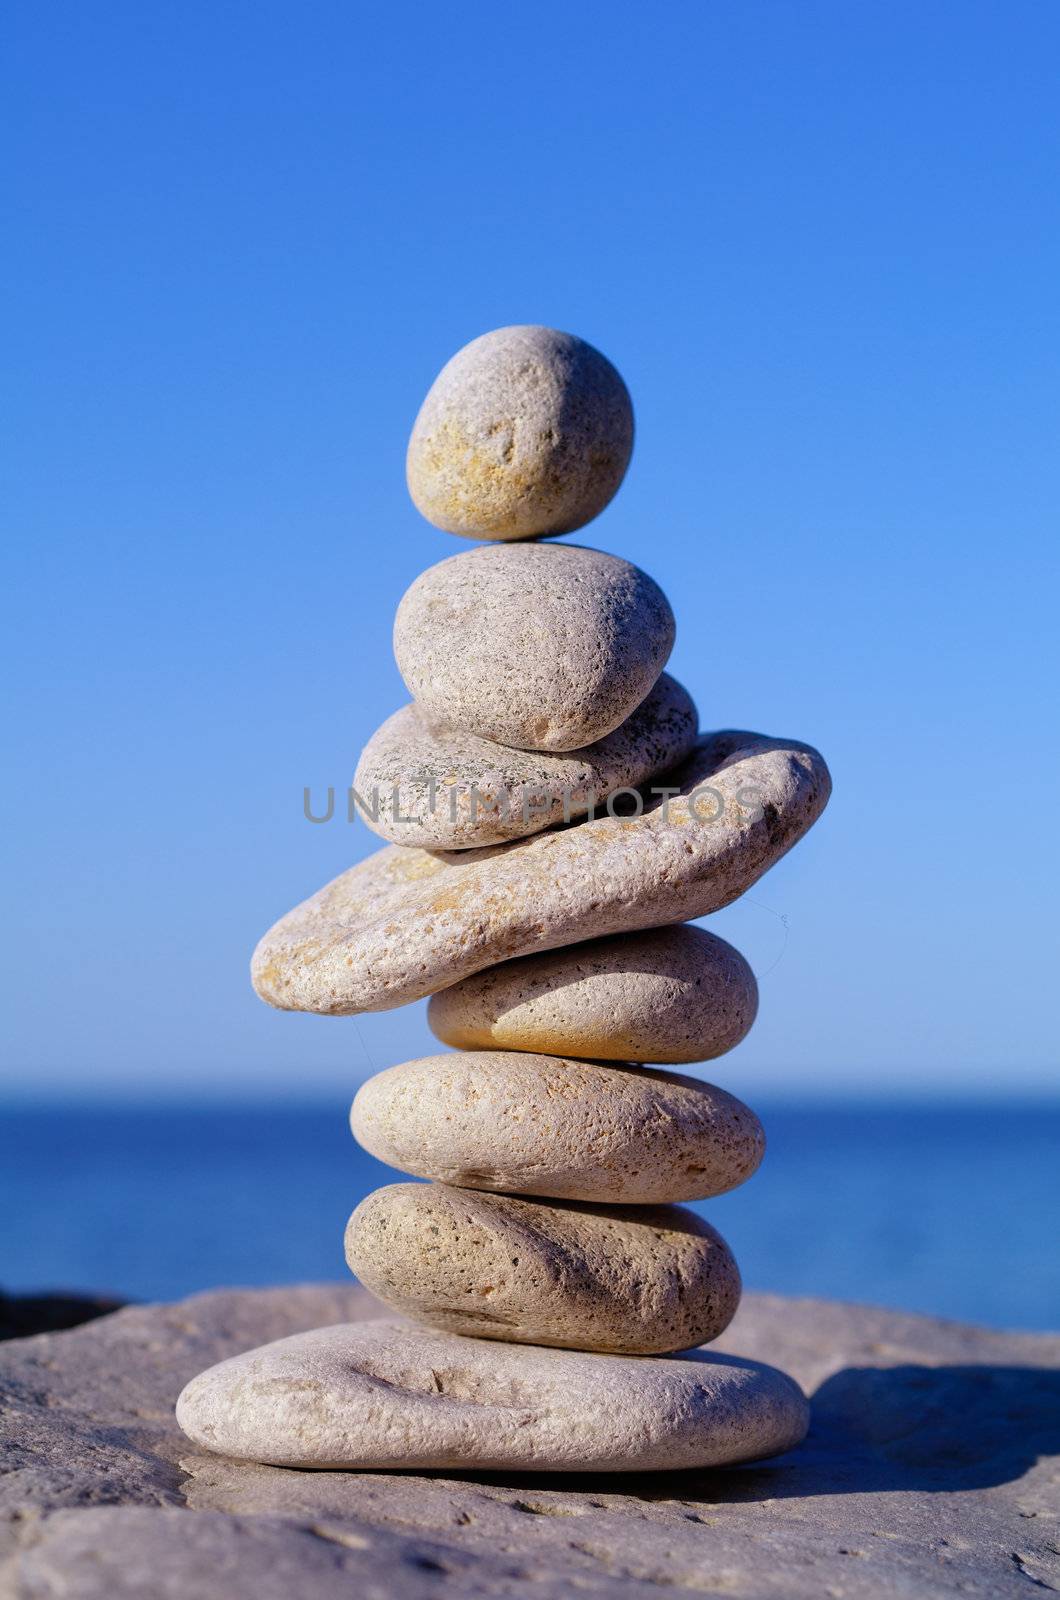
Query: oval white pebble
xmin=393 ymin=542 xmax=675 ymax=753
xmin=428 ymin=924 xmax=758 ymax=1062
xmin=353 ymin=674 xmax=697 ymax=849
xmin=406 ymin=325 xmax=634 ymax=540
xmin=351 ymin=1052 xmax=764 ymax=1203
xmin=344 ymin=1183 xmax=741 ymax=1355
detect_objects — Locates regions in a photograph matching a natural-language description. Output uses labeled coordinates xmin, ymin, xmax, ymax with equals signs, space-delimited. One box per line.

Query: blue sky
xmin=4 ymin=1 xmax=1058 ymax=1101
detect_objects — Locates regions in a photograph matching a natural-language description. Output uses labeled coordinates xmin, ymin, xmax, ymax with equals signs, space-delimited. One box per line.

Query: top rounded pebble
xmin=406 ymin=325 xmax=634 ymax=541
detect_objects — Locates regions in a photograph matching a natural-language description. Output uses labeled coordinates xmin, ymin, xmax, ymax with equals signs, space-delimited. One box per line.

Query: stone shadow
xmin=691 ymin=1360 xmax=1060 ymax=1502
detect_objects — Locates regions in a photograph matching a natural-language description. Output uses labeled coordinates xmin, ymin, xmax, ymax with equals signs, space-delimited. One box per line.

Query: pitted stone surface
xmin=176 ymin=1319 xmax=805 ymax=1473
xmin=406 ymin=325 xmax=634 ymax=540
xmin=428 ymin=925 xmax=758 ymax=1062
xmin=353 ymin=674 xmax=697 ymax=849
xmin=252 ymin=730 xmax=831 ymax=1016
xmin=393 ymin=542 xmax=675 ymax=752
xmin=3 ymin=1285 xmax=1059 ymax=1599
xmin=344 ymin=1184 xmax=741 ymax=1355
xmin=351 ymin=1053 xmax=763 ymax=1203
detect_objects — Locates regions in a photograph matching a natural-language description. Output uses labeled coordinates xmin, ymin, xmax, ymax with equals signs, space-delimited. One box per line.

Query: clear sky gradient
xmin=4 ymin=2 xmax=1058 ymax=1100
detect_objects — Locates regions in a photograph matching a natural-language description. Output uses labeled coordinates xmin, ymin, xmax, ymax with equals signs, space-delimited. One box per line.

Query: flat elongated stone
xmin=252 ymin=731 xmax=831 ymax=1016
xmin=393 ymin=543 xmax=675 ymax=751
xmin=428 ymin=925 xmax=758 ymax=1062
xmin=350 ymin=1053 xmax=764 ymax=1203
xmin=176 ymin=1319 xmax=807 ymax=1473
xmin=353 ymin=674 xmax=697 ymax=850
xmin=406 ymin=325 xmax=634 ymax=541
xmin=344 ymin=1184 xmax=740 ymax=1354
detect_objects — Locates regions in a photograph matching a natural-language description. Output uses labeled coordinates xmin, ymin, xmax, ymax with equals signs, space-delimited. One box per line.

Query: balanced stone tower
xmin=177 ymin=326 xmax=832 ymax=1473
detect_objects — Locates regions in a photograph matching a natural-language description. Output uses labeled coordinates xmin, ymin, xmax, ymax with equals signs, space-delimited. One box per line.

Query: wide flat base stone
xmin=2 ymin=1284 xmax=1059 ymax=1599
xmin=175 ymin=1320 xmax=808 ymax=1472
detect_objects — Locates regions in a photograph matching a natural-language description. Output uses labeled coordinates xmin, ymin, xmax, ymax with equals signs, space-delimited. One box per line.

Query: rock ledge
xmin=2 ymin=1284 xmax=1058 ymax=1598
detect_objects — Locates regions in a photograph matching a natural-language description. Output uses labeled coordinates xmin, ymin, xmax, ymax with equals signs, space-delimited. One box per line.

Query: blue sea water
xmin=2 ymin=1102 xmax=1058 ymax=1332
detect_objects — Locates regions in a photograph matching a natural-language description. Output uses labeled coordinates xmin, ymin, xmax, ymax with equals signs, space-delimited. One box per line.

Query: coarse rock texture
xmin=406 ymin=325 xmax=634 ymax=541
xmin=176 ymin=1320 xmax=806 ymax=1473
xmin=2 ymin=1286 xmax=1059 ymax=1599
xmin=351 ymin=1053 xmax=764 ymax=1204
xmin=393 ymin=543 xmax=675 ymax=752
xmin=353 ymin=674 xmax=697 ymax=850
xmin=253 ymin=730 xmax=830 ymax=1016
xmin=428 ymin=925 xmax=758 ymax=1063
xmin=343 ymin=1183 xmax=741 ymax=1355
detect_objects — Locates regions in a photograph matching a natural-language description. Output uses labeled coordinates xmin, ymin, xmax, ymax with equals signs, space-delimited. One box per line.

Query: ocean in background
xmin=2 ymin=1102 xmax=1058 ymax=1332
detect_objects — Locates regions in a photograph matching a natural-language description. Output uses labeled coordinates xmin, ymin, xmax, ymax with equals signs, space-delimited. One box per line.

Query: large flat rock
xmin=2 ymin=1284 xmax=1058 ymax=1598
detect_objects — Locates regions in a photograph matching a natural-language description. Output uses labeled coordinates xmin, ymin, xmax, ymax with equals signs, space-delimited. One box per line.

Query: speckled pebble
xmin=353 ymin=674 xmax=697 ymax=849
xmin=428 ymin=924 xmax=758 ymax=1062
xmin=406 ymin=325 xmax=634 ymax=541
xmin=175 ymin=1319 xmax=809 ymax=1472
xmin=344 ymin=1183 xmax=741 ymax=1355
xmin=393 ymin=542 xmax=675 ymax=752
xmin=350 ymin=1052 xmax=764 ymax=1204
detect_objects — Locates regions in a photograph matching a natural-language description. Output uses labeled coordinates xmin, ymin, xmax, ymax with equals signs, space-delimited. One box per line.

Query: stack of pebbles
xmin=177 ymin=327 xmax=832 ymax=1475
